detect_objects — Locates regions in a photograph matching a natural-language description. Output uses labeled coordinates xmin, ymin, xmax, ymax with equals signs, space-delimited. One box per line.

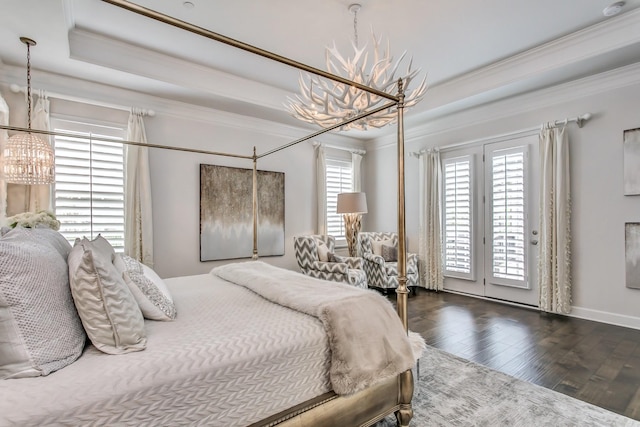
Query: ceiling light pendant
xmin=3 ymin=37 xmax=54 ymax=185
xmin=286 ymin=3 xmax=427 ymax=131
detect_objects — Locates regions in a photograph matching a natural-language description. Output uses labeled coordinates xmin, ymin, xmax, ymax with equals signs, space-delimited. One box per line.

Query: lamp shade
xmin=336 ymin=192 xmax=368 ymax=214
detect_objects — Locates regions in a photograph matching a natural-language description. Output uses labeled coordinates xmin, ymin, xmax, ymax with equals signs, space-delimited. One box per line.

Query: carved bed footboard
xmin=250 ymin=369 xmax=414 ymax=427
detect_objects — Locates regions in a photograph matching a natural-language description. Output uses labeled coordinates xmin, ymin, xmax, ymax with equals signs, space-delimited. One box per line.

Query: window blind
xmin=326 ymin=159 xmax=353 ymax=239
xmin=443 ymin=157 xmax=472 ymax=277
xmin=52 ymin=118 xmax=126 ymax=252
xmin=491 ymin=150 xmax=525 ymax=282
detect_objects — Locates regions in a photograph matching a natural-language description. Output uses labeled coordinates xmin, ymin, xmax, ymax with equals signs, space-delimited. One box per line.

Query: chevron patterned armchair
xmin=357 ymin=232 xmax=419 ymax=292
xmin=293 ymin=235 xmax=367 ymax=289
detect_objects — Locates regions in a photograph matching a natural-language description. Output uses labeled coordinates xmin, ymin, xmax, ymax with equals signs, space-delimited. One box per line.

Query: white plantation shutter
xmin=326 ymin=158 xmax=353 ymax=240
xmin=52 ymin=118 xmax=126 ymax=251
xmin=490 ymin=147 xmax=526 ymax=285
xmin=443 ymin=156 xmax=474 ymax=279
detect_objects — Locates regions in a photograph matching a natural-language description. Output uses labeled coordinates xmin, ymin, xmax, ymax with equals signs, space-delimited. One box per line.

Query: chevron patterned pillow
xmin=68 ymin=241 xmax=147 ymax=355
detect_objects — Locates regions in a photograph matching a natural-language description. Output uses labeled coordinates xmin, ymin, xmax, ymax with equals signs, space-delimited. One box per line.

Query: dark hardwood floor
xmin=390 ymin=289 xmax=640 ymax=421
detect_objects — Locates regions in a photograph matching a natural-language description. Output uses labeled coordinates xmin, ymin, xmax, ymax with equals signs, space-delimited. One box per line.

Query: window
xmin=442 ymin=155 xmax=474 ymax=279
xmin=326 ymin=158 xmax=353 ymax=240
xmin=51 ymin=117 xmax=126 ymax=251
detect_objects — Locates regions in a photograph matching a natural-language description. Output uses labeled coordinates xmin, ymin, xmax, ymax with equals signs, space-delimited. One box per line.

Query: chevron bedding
xmin=0 ymin=273 xmax=332 ymax=427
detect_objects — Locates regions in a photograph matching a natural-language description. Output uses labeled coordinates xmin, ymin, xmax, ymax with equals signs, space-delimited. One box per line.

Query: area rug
xmin=377 ymin=345 xmax=640 ymax=427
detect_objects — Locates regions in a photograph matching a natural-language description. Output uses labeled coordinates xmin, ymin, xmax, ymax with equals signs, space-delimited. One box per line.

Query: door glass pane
xmin=443 ymin=157 xmax=473 ymax=278
xmin=491 ymin=151 xmax=525 ymax=282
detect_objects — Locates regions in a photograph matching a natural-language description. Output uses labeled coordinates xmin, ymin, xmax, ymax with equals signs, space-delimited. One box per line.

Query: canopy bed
xmin=0 ymin=1 xmax=418 ymax=425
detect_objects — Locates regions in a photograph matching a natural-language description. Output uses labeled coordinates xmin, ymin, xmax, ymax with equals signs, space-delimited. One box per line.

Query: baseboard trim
xmin=440 ymin=289 xmax=640 ymax=331
xmin=442 ymin=289 xmax=539 ymax=311
xmin=568 ymin=306 xmax=640 ymax=331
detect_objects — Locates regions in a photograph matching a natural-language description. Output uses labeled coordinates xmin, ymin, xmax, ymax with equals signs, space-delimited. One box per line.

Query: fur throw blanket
xmin=212 ymin=261 xmax=423 ymax=395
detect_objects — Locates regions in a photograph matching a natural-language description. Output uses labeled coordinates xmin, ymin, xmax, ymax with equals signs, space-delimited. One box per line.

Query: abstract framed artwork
xmin=623 ymin=128 xmax=640 ymax=196
xmin=200 ymin=164 xmax=285 ymax=261
xmin=625 ymin=223 xmax=640 ymax=290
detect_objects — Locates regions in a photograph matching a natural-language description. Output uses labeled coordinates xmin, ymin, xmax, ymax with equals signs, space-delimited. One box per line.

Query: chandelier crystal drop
xmin=3 ymin=37 xmax=55 ymax=185
xmin=286 ymin=4 xmax=427 ymax=131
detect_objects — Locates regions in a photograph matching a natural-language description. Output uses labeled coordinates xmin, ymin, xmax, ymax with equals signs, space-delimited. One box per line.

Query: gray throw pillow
xmin=4 ymin=227 xmax=72 ymax=260
xmin=0 ymin=234 xmax=85 ymax=379
xmin=381 ymin=244 xmax=398 ymax=262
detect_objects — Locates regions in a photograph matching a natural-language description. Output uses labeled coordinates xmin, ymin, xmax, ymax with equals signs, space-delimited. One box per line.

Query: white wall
xmin=0 ymin=79 xmax=359 ymax=279
xmin=364 ymin=64 xmax=640 ymax=329
xmin=147 ymin=112 xmax=317 ymax=278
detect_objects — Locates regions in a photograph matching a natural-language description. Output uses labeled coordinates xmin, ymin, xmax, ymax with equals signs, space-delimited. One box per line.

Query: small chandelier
xmin=3 ymin=37 xmax=55 ymax=185
xmin=286 ymin=3 xmax=427 ymax=131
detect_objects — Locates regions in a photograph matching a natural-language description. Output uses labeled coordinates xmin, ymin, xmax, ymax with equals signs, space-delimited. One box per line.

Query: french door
xmin=441 ymin=134 xmax=539 ymax=306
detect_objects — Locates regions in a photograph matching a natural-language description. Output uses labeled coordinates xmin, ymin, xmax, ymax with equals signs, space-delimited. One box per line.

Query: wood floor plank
xmin=396 ymin=289 xmax=640 ymax=421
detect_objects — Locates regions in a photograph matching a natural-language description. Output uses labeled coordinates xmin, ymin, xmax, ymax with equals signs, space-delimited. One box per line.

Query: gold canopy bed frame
xmin=1 ymin=1 xmax=416 ymax=425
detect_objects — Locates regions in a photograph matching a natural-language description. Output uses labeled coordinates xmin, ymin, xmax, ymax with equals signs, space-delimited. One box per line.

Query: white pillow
xmin=119 ymin=255 xmax=176 ymax=321
xmin=316 ymin=240 xmax=331 ymax=262
xmin=68 ymin=242 xmax=147 ymax=354
xmin=0 ymin=233 xmax=85 ymax=379
xmin=141 ymin=264 xmax=173 ymax=302
xmin=372 ymin=238 xmax=394 ymax=256
xmin=78 ymin=234 xmax=115 ymax=263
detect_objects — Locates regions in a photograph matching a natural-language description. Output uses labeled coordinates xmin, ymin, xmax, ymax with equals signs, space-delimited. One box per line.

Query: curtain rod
xmin=410 ymin=112 xmax=592 ymax=157
xmin=311 ymin=142 xmax=366 ymax=155
xmin=9 ymin=84 xmax=155 ymax=117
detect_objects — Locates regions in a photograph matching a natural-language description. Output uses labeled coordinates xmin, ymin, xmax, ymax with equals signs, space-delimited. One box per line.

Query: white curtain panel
xmin=316 ymin=144 xmax=327 ymax=235
xmin=125 ymin=110 xmax=154 ymax=267
xmin=0 ymin=93 xmax=8 ymax=223
xmin=419 ymin=150 xmax=444 ymax=290
xmin=538 ymin=124 xmax=572 ymax=314
xmin=27 ymin=94 xmax=53 ymax=212
xmin=351 ymin=152 xmax=363 ymax=192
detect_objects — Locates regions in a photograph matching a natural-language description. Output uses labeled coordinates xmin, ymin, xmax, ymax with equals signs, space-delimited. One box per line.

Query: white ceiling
xmin=1 ymin=0 xmax=640 ymax=139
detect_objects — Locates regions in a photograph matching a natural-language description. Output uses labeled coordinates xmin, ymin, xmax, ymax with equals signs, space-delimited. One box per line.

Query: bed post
xmin=395 ymin=79 xmax=414 ymax=427
xmin=252 ymin=146 xmax=259 ymax=260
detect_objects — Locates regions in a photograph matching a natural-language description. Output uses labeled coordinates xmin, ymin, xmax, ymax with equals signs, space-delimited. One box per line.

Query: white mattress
xmin=0 ymin=273 xmax=331 ymax=426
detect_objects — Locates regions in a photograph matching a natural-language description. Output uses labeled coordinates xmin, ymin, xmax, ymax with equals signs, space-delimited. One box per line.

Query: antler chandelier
xmin=286 ymin=3 xmax=427 ymax=131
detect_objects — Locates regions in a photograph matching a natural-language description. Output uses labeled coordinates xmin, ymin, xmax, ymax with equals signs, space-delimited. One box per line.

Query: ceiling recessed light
xmin=603 ymin=1 xmax=625 ymax=17
xmin=183 ymin=1 xmax=195 ymax=9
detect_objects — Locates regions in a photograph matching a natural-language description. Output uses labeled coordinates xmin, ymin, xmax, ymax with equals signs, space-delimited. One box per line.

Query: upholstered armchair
xmin=293 ymin=235 xmax=367 ymax=289
xmin=357 ymin=232 xmax=419 ymax=292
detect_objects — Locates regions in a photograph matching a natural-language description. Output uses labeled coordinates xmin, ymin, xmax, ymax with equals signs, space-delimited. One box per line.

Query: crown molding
xmin=0 ymin=63 xmax=361 ymax=147
xmin=418 ymin=8 xmax=640 ymax=114
xmin=370 ymin=61 xmax=640 ymax=151
xmin=68 ymin=28 xmax=290 ymax=112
